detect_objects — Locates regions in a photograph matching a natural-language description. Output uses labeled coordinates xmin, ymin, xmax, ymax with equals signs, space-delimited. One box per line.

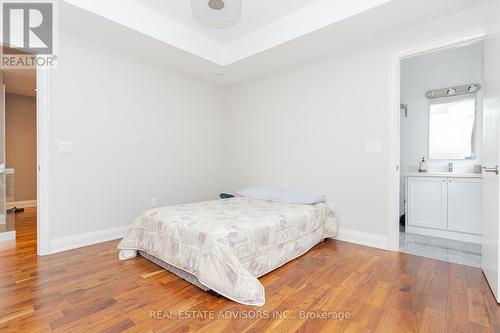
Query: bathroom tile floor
xmin=399 ymin=232 xmax=481 ymax=268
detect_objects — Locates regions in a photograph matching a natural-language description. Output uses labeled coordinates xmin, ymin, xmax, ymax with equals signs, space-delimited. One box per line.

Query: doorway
xmin=398 ymin=42 xmax=484 ymax=267
xmin=387 ymin=29 xmax=488 ymax=253
xmin=389 ymin=26 xmax=500 ymax=303
xmin=0 ymin=45 xmax=51 ymax=256
xmin=0 ymin=47 xmax=37 ymax=247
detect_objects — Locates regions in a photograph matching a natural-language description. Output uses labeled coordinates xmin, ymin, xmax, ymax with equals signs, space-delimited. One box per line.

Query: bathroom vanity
xmin=405 ymin=172 xmax=481 ymax=243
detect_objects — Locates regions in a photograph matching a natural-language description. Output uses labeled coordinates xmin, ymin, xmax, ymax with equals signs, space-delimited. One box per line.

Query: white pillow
xmin=237 ymin=187 xmax=325 ymax=205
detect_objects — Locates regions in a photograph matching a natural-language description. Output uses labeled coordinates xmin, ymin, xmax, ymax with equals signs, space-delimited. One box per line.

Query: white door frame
xmin=386 ymin=26 xmax=488 ymax=251
xmin=36 ymin=67 xmax=52 ymax=256
xmin=0 ymin=36 xmax=52 ymax=255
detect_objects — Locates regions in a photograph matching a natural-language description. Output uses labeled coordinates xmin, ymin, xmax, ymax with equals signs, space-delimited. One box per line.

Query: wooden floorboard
xmin=0 ymin=208 xmax=499 ymax=332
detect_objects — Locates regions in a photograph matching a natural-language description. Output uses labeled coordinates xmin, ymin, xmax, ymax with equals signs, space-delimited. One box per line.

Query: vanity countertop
xmin=405 ymin=172 xmax=482 ymax=179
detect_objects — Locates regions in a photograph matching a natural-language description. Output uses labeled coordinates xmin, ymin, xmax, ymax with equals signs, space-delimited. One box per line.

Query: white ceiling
xmin=63 ymin=0 xmax=392 ymax=65
xmin=132 ymin=0 xmax=319 ymax=44
xmin=60 ymin=0 xmax=494 ymax=84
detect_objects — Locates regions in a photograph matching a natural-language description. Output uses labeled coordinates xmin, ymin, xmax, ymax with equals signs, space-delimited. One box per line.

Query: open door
xmin=481 ymin=31 xmax=500 ymax=303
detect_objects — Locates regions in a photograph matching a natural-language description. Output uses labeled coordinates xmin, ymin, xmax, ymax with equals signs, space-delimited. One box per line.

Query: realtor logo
xmin=2 ymin=2 xmax=53 ymax=54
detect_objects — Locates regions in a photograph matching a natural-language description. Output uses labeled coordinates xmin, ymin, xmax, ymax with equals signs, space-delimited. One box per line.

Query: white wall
xmin=227 ymin=49 xmax=388 ymax=237
xmin=226 ymin=5 xmax=492 ymax=242
xmin=50 ymin=32 xmax=228 ymax=240
xmin=399 ymin=43 xmax=484 ymax=215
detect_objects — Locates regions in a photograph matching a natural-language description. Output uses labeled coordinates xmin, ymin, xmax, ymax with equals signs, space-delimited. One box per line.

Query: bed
xmin=118 ymin=196 xmax=337 ymax=306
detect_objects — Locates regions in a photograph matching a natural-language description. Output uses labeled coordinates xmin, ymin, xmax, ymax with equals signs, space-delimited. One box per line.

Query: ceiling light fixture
xmin=208 ymin=0 xmax=225 ymax=10
xmin=192 ymin=0 xmax=241 ymax=29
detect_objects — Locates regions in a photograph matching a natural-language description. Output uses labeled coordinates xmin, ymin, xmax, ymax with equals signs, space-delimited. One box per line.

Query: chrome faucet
xmin=448 ymin=162 xmax=454 ymax=173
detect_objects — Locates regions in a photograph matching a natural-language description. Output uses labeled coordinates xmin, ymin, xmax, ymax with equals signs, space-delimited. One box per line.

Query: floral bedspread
xmin=118 ymin=197 xmax=337 ymax=306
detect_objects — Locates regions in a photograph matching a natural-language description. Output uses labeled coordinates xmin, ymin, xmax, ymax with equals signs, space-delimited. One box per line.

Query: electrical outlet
xmin=151 ymin=198 xmax=158 ymax=208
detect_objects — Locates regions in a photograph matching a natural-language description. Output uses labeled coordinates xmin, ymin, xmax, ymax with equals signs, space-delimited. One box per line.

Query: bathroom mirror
xmin=429 ymin=97 xmax=476 ymax=160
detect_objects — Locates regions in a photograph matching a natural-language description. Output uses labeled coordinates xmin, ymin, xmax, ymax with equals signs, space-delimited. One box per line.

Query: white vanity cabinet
xmin=406 ymin=173 xmax=481 ymax=243
xmin=447 ymin=178 xmax=482 ymax=235
xmin=407 ymin=177 xmax=448 ymax=230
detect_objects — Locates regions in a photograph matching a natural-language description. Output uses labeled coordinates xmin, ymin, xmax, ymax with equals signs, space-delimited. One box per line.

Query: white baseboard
xmin=336 ymin=228 xmax=388 ymax=250
xmin=0 ymin=230 xmax=16 ymax=241
xmin=7 ymin=200 xmax=37 ymax=209
xmin=406 ymin=225 xmax=481 ymax=244
xmin=49 ymin=224 xmax=132 ymax=254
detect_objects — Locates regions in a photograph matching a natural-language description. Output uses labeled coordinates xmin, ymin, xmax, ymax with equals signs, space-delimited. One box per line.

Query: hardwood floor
xmin=0 ymin=209 xmax=499 ymax=332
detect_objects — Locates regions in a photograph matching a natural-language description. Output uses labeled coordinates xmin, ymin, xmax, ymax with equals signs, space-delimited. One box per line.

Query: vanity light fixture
xmin=425 ymin=83 xmax=481 ymax=99
xmin=468 ymin=84 xmax=480 ymax=93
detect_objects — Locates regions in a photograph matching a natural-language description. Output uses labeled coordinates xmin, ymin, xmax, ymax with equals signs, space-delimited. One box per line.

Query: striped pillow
xmin=237 ymin=187 xmax=325 ymax=205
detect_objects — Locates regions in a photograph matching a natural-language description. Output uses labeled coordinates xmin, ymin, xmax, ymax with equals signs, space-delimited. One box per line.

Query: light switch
xmin=366 ymin=143 xmax=382 ymax=154
xmin=58 ymin=141 xmax=72 ymax=153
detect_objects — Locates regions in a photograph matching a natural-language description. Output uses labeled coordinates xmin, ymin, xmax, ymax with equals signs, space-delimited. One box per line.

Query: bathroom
xmin=399 ymin=41 xmax=484 ymax=267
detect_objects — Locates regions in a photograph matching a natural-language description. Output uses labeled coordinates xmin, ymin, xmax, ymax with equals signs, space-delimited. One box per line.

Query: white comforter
xmin=118 ymin=197 xmax=337 ymax=306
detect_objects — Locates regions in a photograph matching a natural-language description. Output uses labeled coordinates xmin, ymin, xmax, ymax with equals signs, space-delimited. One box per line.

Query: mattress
xmin=118 ymin=197 xmax=337 ymax=306
xmin=139 ymin=250 xmax=210 ymax=291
